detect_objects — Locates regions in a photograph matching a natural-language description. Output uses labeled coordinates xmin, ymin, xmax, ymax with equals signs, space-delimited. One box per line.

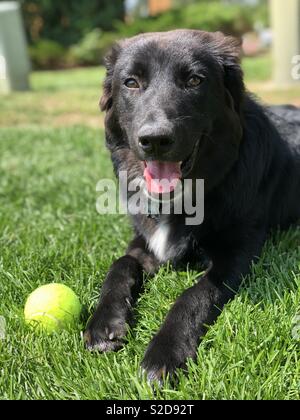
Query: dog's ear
xmin=212 ymin=33 xmax=245 ymax=113
xmin=100 ymin=43 xmax=122 ymax=112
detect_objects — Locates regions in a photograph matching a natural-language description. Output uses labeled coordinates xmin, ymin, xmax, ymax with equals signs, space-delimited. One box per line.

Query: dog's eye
xmin=125 ymin=78 xmax=140 ymax=89
xmin=186 ymin=75 xmax=202 ymax=88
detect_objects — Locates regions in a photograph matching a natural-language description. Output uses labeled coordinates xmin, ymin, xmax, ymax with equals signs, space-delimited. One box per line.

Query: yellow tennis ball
xmin=24 ymin=283 xmax=82 ymax=333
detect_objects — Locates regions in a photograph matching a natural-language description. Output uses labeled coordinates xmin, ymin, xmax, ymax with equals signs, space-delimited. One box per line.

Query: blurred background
xmin=0 ymin=0 xmax=299 ymax=127
xmin=1 ymin=0 xmax=273 ymax=70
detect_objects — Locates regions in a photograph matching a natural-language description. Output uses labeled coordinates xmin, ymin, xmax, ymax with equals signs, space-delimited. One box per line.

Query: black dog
xmin=84 ymin=30 xmax=300 ymax=382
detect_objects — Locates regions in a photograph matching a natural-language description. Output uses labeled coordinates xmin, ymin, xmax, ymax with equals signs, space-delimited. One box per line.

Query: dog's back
xmin=263 ymin=105 xmax=300 ymax=228
xmin=269 ymin=105 xmax=300 ymax=145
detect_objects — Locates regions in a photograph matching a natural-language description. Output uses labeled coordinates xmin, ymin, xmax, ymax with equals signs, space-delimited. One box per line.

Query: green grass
xmin=0 ymin=67 xmax=105 ymax=128
xmin=243 ymin=54 xmax=300 ymax=106
xmin=0 ymin=59 xmax=300 ymax=400
xmin=243 ymin=54 xmax=272 ymax=82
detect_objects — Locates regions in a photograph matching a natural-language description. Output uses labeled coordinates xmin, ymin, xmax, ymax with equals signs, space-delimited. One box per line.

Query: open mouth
xmin=143 ymin=140 xmax=200 ymax=194
xmin=143 ymin=161 xmax=182 ymax=194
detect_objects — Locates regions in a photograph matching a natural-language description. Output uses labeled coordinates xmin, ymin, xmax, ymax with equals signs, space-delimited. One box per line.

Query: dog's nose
xmin=138 ymin=126 xmax=174 ymax=155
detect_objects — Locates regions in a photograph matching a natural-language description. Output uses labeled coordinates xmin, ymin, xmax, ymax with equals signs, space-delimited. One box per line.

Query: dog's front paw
xmin=84 ymin=310 xmax=128 ymax=353
xmin=141 ymin=333 xmax=196 ymax=384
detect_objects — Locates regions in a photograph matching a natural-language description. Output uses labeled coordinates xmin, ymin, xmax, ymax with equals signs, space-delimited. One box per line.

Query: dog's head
xmin=101 ymin=30 xmax=244 ymax=193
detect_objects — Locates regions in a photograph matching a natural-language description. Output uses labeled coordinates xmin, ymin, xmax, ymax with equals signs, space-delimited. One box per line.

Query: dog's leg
xmin=141 ymin=228 xmax=266 ymax=382
xmin=84 ymin=236 xmax=159 ymax=352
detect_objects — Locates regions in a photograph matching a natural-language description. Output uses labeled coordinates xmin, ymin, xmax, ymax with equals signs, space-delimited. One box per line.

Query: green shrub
xmin=29 ymin=40 xmax=67 ymax=69
xmin=62 ymin=1 xmax=267 ymax=68
xmin=6 ymin=0 xmax=125 ymax=46
xmin=251 ymin=1 xmax=270 ymax=28
xmin=27 ymin=1 xmax=270 ymax=69
xmin=68 ymin=30 xmax=120 ymax=66
xmin=116 ymin=2 xmax=265 ymax=39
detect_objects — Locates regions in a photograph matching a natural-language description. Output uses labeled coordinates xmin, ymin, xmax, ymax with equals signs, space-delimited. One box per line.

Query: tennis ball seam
xmin=26 ymin=312 xmax=61 ymax=325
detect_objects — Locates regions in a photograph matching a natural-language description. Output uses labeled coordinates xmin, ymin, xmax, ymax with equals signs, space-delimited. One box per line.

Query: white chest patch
xmin=148 ymin=223 xmax=170 ymax=262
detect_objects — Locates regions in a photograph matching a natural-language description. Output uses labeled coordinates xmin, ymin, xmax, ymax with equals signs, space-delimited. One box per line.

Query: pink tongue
xmin=144 ymin=161 xmax=182 ymax=194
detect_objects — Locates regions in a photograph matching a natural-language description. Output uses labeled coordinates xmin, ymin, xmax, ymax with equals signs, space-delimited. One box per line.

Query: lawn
xmin=0 ymin=57 xmax=299 ymax=400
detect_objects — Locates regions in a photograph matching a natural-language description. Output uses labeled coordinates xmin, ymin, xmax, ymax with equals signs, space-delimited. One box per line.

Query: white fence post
xmin=270 ymin=0 xmax=300 ymax=86
xmin=0 ymin=1 xmax=30 ymax=93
